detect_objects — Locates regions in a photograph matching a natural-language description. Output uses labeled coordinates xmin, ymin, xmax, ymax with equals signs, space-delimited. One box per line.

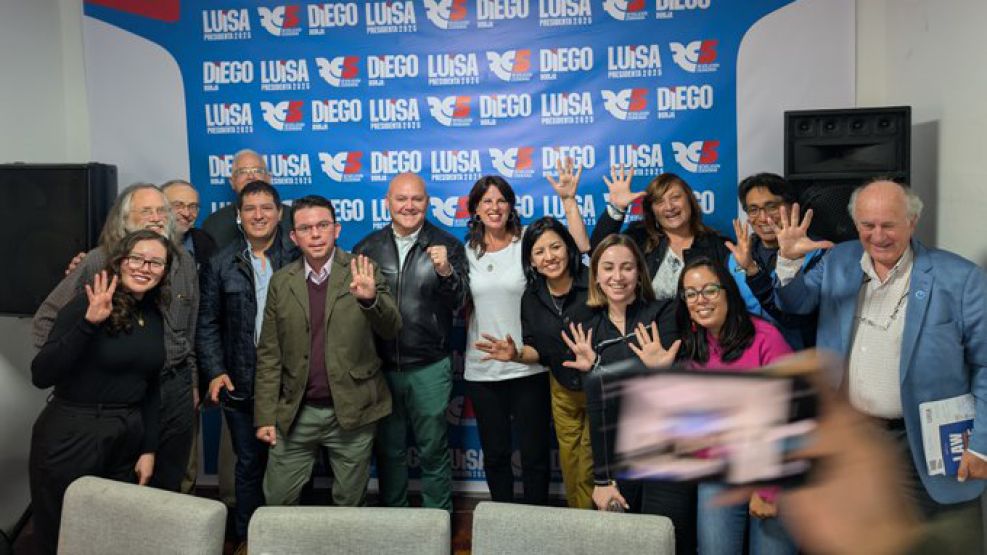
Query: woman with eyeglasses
xmin=590 ymin=166 xmax=731 ymax=301
xmin=665 ymin=256 xmax=795 ymax=555
xmin=561 ymin=233 xmax=696 ymax=553
xmin=28 ymin=230 xmax=176 ymax=555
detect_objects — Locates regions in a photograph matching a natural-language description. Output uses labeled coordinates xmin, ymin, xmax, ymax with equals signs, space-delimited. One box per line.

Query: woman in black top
xmin=476 ymin=216 xmax=596 ymax=508
xmin=563 ymin=234 xmax=695 ymax=554
xmin=29 ymin=230 xmax=176 ymax=555
xmin=589 ymin=166 xmax=731 ymax=301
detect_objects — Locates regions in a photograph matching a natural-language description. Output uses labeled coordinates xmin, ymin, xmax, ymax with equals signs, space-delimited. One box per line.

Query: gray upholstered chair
xmin=471 ymin=501 xmax=675 ymax=555
xmin=57 ymin=475 xmax=227 ymax=555
xmin=248 ymin=506 xmax=451 ymax=555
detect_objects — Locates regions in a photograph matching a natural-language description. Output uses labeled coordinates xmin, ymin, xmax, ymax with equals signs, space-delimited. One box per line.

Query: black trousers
xmin=467 ymin=372 xmax=552 ymax=505
xmin=149 ymin=370 xmax=195 ymax=492
xmin=29 ymin=400 xmax=144 ymax=555
xmin=619 ymin=478 xmax=698 ymax=555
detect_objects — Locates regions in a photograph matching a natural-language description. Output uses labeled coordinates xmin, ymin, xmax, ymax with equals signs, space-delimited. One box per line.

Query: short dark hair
xmin=674 ymin=256 xmax=755 ymax=364
xmin=237 ymin=180 xmax=281 ymax=211
xmin=521 ymin=217 xmax=583 ymax=286
xmin=737 ymin=173 xmax=796 ymax=210
xmin=290 ymin=195 xmax=336 ymax=228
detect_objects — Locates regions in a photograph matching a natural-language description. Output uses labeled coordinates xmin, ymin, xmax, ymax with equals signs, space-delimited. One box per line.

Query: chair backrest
xmin=249 ymin=506 xmax=450 ymax=555
xmin=58 ymin=476 xmax=227 ymax=555
xmin=471 ymin=501 xmax=675 ymax=555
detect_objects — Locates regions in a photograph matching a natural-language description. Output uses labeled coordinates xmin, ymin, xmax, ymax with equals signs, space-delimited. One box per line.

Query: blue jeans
xmin=224 ymin=405 xmax=268 ymax=540
xmin=697 ymin=482 xmax=796 ymax=555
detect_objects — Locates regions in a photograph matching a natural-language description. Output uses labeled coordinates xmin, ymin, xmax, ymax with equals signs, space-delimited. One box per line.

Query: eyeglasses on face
xmin=746 ymin=201 xmax=783 ymax=218
xmin=233 ymin=167 xmax=269 ymax=178
xmin=682 ymin=284 xmax=723 ymax=303
xmin=294 ymin=220 xmax=336 ymax=235
xmin=170 ymin=201 xmax=200 ymax=212
xmin=125 ymin=254 xmax=166 ymax=272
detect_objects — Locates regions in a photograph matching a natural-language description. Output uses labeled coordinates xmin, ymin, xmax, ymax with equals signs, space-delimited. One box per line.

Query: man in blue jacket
xmin=773 ymin=178 xmax=987 ymax=520
xmin=196 ymin=180 xmax=298 ymax=550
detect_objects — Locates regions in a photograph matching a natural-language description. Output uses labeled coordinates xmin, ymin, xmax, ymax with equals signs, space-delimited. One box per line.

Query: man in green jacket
xmin=254 ymin=195 xmax=400 ymax=506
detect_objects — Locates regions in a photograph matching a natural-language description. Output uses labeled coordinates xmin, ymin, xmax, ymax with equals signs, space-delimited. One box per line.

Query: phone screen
xmin=609 ymin=369 xmax=818 ymax=485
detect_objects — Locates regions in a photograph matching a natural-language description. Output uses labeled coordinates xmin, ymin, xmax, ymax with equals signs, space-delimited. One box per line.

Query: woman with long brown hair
xmin=29 ymin=229 xmax=176 ymax=554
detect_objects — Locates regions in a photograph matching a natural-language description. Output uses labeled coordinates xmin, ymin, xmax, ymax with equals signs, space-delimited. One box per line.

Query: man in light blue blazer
xmin=772 ymin=179 xmax=987 ymax=517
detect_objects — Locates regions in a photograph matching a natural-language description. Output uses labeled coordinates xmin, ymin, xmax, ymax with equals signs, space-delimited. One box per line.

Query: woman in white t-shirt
xmin=465 ymin=175 xmax=551 ymax=505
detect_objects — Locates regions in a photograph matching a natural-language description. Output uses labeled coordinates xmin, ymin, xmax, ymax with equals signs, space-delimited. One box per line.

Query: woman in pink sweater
xmin=675 ymin=256 xmax=795 ymax=555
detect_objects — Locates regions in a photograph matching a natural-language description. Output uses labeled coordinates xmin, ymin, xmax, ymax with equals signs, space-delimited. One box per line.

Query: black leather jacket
xmin=196 ymin=228 xmax=299 ymax=402
xmin=354 ymin=221 xmax=468 ymax=370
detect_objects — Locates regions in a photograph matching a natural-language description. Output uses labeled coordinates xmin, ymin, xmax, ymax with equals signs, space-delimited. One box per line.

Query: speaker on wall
xmin=0 ymin=163 xmax=116 ymax=316
xmin=784 ymin=106 xmax=910 ymax=243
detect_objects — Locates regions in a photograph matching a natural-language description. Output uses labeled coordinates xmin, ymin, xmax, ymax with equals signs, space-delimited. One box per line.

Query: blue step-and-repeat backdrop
xmin=83 ymin=0 xmax=797 ymax=492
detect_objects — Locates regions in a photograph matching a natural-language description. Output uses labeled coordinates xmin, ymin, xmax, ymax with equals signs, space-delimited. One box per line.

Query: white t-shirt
xmin=465 ymin=238 xmax=547 ymax=381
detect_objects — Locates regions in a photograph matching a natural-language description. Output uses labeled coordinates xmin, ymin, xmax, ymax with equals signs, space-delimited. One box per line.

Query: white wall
xmin=0 ymin=0 xmax=90 ymax=531
xmin=857 ymin=0 xmax=987 ymax=265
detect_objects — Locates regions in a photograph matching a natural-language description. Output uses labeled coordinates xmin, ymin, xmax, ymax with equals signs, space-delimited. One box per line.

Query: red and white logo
xmin=258 ymin=5 xmax=303 ymax=36
xmin=669 ymin=40 xmax=719 ymax=73
xmin=602 ymin=0 xmax=647 ymax=21
xmin=315 ymin=56 xmax=361 ymax=87
xmin=427 ymin=95 xmax=473 ymax=127
xmin=260 ymin=100 xmax=305 ymax=131
xmin=430 ymin=196 xmax=472 ymax=227
xmin=424 ymin=0 xmax=470 ymax=30
xmin=489 ymin=147 xmax=535 ymax=179
xmin=671 ymin=140 xmax=720 ymax=173
xmin=601 ymin=88 xmax=650 ymax=120
xmin=318 ymin=151 xmax=364 ymax=182
xmin=486 ymin=49 xmax=533 ymax=82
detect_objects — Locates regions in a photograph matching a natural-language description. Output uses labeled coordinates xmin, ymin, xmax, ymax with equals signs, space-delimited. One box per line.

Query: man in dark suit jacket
xmin=254 ymin=195 xmax=401 ymax=507
xmin=162 ymin=179 xmax=217 ymax=267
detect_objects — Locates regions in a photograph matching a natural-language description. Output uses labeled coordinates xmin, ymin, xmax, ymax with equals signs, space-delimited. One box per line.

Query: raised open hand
xmin=628 ymin=322 xmax=681 ymax=368
xmin=349 ymin=254 xmax=377 ymax=301
xmin=725 ymin=218 xmax=755 ymax=274
xmin=602 ymin=164 xmax=642 ymax=212
xmin=84 ymin=270 xmax=118 ymax=324
xmin=547 ymin=156 xmax=583 ymax=200
xmin=771 ymin=203 xmax=834 ymax=260
xmin=475 ymin=333 xmax=519 ymax=362
xmin=560 ymin=322 xmax=596 ymax=372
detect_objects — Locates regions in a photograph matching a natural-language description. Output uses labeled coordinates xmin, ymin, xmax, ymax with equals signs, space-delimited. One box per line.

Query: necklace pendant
xmin=487 ymin=263 xmax=494 ymax=272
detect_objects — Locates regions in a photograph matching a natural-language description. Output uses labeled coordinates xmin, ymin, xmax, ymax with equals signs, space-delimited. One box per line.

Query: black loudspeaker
xmin=784 ymin=106 xmax=910 ymax=243
xmin=0 ymin=163 xmax=116 ymax=316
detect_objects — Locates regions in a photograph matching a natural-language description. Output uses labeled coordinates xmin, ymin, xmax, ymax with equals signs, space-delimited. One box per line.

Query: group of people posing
xmin=28 ymin=148 xmax=987 ymax=555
